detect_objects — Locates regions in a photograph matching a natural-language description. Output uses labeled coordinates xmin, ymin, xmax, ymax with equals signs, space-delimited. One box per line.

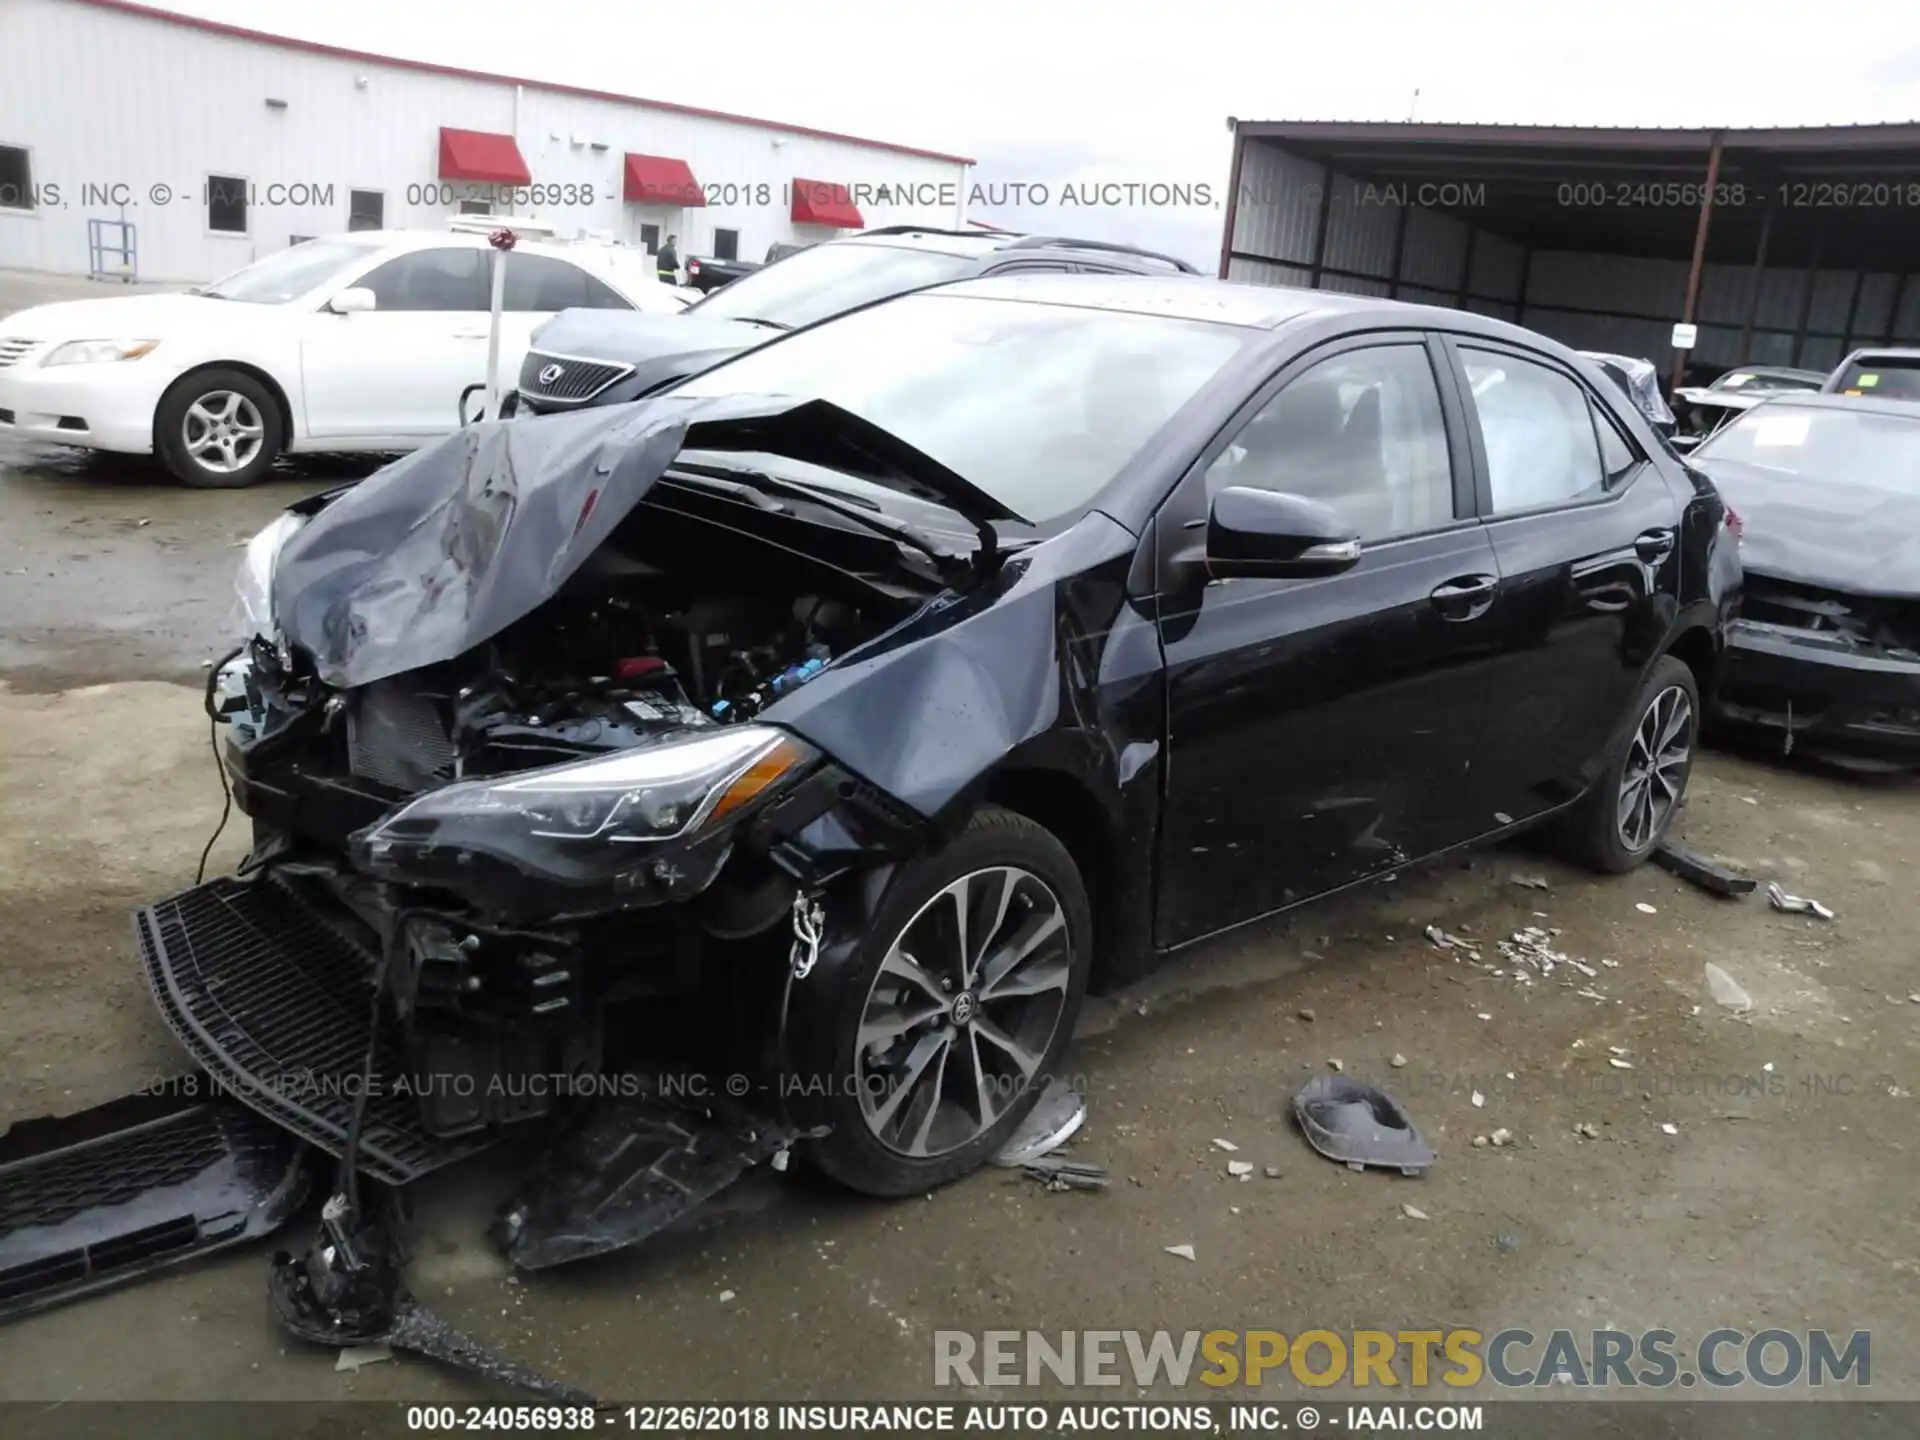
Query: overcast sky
xmin=148 ymin=0 xmax=1920 ymax=267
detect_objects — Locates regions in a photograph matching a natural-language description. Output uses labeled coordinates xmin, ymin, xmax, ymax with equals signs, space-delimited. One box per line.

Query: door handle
xmin=1634 ymin=528 xmax=1676 ymax=562
xmin=1429 ymin=574 xmax=1497 ymax=621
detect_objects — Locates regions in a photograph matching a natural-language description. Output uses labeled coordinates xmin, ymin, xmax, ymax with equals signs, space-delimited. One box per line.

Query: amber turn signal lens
xmin=707 ymin=735 xmax=809 ymax=825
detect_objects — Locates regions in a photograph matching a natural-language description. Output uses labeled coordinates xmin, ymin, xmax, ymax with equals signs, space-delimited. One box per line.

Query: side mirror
xmin=1205 ymin=486 xmax=1362 ymax=581
xmin=327 ymin=287 xmax=376 ymax=315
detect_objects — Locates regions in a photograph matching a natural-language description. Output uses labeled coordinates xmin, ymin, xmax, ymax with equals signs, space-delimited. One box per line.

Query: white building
xmin=0 ymin=0 xmax=974 ymax=284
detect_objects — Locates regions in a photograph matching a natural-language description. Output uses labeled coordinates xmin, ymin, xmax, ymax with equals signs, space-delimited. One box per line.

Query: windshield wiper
xmin=724 ymin=317 xmax=792 ymax=331
xmin=669 ymin=456 xmax=972 ymax=582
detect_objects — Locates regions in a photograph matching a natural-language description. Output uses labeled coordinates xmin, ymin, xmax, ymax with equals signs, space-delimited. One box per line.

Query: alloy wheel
xmin=182 ymin=391 xmax=265 ymax=475
xmin=1617 ymin=684 xmax=1693 ymax=852
xmin=855 ymin=865 xmax=1073 ymax=1158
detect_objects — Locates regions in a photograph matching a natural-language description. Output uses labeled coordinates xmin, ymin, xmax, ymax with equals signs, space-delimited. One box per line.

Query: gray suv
xmin=511 ymin=226 xmax=1197 ymax=416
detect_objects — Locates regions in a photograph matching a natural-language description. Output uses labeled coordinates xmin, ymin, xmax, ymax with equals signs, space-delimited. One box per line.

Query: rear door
xmin=1443 ymin=338 xmax=1684 ymax=828
xmin=1154 ymin=332 xmax=1503 ymax=947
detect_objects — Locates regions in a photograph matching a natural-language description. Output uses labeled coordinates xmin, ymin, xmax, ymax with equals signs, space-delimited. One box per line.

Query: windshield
xmin=200 ymin=238 xmax=385 ymax=303
xmin=1830 ymin=357 xmax=1920 ymax=400
xmin=1696 ymin=402 xmax=1920 ymax=493
xmin=673 ymin=291 xmax=1249 ymax=521
xmin=689 ymin=243 xmax=974 ymax=330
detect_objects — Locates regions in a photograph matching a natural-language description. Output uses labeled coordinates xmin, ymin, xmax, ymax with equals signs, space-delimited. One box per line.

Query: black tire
xmin=792 ymin=806 xmax=1092 ymax=1197
xmin=154 ymin=367 xmax=284 ymax=488
xmin=1555 ymin=655 xmax=1700 ymax=873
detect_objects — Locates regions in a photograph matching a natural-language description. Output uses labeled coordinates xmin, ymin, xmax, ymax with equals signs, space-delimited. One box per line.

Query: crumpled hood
xmin=272 ymin=393 xmax=1022 ymax=690
xmin=1696 ymin=457 xmax=1920 ymax=597
xmin=528 ymin=308 xmax=768 ymax=371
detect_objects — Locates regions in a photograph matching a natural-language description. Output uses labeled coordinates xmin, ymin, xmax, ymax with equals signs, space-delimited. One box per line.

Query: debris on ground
xmin=335 ymin=1345 xmax=393 ymax=1373
xmin=992 ymin=1079 xmax=1088 ymax=1167
xmin=1574 ymin=1122 xmax=1600 ymax=1139
xmin=1327 ymin=1058 xmax=1345 ymax=1072
xmin=1021 ymin=1156 xmax=1111 ymax=1192
xmin=1291 ymin=1075 xmax=1436 ymax=1176
xmin=1489 ymin=1128 xmax=1514 ymax=1147
xmin=1510 ymin=873 xmax=1551 ymax=891
xmin=1653 ymin=840 xmax=1759 ymax=898
xmin=1471 ymin=1091 xmax=1485 ymax=1108
xmin=1226 ymin=1160 xmax=1254 ymax=1178
xmin=718 ymin=1290 xmax=736 ymax=1303
xmin=1494 ymin=927 xmax=1599 ymax=986
xmin=1164 ymin=1244 xmax=1196 ymax=1262
xmin=1390 ymin=1053 xmax=1408 ymax=1068
xmin=1495 ymin=1232 xmax=1523 ymax=1254
xmin=1766 ymin=882 xmax=1835 ymax=920
xmin=1211 ymin=1138 xmax=1239 ymax=1152
xmin=1401 ymin=1203 xmax=1431 ymax=1221
xmin=1608 ymin=1057 xmax=1634 ymax=1070
xmin=1263 ymin=1166 xmax=1282 ymax=1179
xmin=1705 ymin=962 xmax=1755 ymax=1013
xmin=1297 ymin=1007 xmax=1316 ymax=1022
xmin=1660 ymin=1123 xmax=1679 ymax=1136
xmin=1635 ymin=903 xmax=1658 ymax=915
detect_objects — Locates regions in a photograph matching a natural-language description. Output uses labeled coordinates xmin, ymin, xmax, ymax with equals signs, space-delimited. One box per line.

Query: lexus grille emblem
xmin=538 ymin=363 xmax=565 ymax=386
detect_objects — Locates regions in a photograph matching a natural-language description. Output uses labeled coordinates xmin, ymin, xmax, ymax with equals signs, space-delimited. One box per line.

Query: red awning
xmin=438 ymin=127 xmax=531 ymax=185
xmin=790 ymin=178 xmax=864 ymax=228
xmin=622 ymin=153 xmax=705 ymax=206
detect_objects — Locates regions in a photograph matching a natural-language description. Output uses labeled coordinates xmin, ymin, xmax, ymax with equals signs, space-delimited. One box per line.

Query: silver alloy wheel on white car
xmin=1617 ymin=683 xmax=1693 ymax=852
xmin=181 ymin=391 xmax=266 ymax=476
xmin=854 ymin=865 xmax=1073 ymax=1158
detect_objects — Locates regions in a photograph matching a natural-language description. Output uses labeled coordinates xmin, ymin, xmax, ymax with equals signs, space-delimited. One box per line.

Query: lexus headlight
xmin=231 ymin=510 xmax=307 ymax=640
xmin=351 ymin=725 xmax=819 ymax=904
xmin=42 ymin=339 xmax=160 ymax=366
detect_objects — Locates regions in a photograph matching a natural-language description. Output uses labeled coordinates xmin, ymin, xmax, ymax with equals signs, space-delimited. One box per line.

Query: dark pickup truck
xmin=684 ymin=254 xmax=760 ymax=293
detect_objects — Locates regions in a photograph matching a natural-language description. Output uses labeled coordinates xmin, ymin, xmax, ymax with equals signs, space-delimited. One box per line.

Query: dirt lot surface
xmin=1 ymin=387 xmax=1915 ymax=1418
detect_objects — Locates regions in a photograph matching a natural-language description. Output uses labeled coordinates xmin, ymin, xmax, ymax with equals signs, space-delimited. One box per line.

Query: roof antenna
xmin=1407 ymin=88 xmax=1421 ymax=122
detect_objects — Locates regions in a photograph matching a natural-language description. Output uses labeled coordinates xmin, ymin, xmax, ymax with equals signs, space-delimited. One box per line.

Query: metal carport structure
xmin=1218 ymin=120 xmax=1920 ymax=384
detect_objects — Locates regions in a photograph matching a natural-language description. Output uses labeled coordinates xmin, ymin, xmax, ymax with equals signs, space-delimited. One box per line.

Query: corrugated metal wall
xmin=1224 ymin=134 xmax=1920 ymax=376
xmin=0 ymin=0 xmax=967 ymax=281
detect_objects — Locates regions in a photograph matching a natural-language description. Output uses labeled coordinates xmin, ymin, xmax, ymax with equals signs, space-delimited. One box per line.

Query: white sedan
xmin=0 ymin=228 xmax=686 ymax=487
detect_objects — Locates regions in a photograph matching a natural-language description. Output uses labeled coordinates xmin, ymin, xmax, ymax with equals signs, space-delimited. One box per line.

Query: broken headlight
xmin=351 ymin=725 xmax=818 ymax=908
xmin=231 ymin=510 xmax=307 ymax=641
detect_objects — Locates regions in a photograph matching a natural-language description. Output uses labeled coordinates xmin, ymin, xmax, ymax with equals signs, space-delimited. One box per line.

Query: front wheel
xmin=1556 ymin=655 xmax=1700 ymax=873
xmin=792 ymin=807 xmax=1092 ymax=1196
xmin=155 ymin=368 xmax=283 ymax=488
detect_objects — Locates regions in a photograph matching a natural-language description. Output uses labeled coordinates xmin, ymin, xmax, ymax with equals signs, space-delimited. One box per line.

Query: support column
xmin=1386 ymin=199 xmax=1410 ymax=299
xmin=1217 ymin=131 xmax=1245 ymax=280
xmin=1790 ymin=229 xmax=1824 ymax=367
xmin=1670 ymin=131 xmax=1724 ymax=395
xmin=1306 ymin=167 xmax=1334 ymax=289
xmin=1735 ymin=190 xmax=1774 ymax=366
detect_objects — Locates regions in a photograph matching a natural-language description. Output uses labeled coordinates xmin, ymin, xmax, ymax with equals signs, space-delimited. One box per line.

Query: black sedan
xmin=1691 ymin=394 xmax=1920 ymax=765
xmin=30 ymin=276 xmax=1733 ymax=1324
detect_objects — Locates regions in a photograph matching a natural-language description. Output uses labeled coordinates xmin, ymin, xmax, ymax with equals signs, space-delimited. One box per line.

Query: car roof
xmin=1744 ymin=392 xmax=1920 ymax=419
xmin=337 ymin=229 xmax=642 ymax=264
xmin=1719 ymin=365 xmax=1823 ymax=381
xmin=921 ymin=271 xmax=1570 ymax=339
xmin=829 ymin=227 xmax=1194 ymax=272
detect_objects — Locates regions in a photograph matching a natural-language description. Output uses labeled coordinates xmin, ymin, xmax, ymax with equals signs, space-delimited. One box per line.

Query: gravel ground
xmin=0 ymin=287 xmax=1914 ymax=1417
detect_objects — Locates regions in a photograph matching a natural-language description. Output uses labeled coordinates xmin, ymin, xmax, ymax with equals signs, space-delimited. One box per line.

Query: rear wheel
xmin=155 ymin=368 xmax=283 ymax=488
xmin=794 ymin=807 xmax=1091 ymax=1196
xmin=1556 ymin=655 xmax=1699 ymax=873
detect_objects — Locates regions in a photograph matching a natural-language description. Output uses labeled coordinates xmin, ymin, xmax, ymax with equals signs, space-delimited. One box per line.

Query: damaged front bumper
xmin=1714 ymin=618 xmax=1920 ymax=763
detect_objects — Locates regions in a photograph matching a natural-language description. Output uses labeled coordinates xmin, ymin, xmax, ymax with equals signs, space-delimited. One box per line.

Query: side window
xmin=1592 ymin=404 xmax=1640 ymax=487
xmin=1462 ymin=350 xmax=1605 ymax=513
xmin=712 ymin=228 xmax=740 ymax=261
xmin=502 ymin=253 xmax=607 ymax=312
xmin=358 ymin=248 xmax=489 ymax=311
xmin=1204 ymin=344 xmax=1455 ymax=542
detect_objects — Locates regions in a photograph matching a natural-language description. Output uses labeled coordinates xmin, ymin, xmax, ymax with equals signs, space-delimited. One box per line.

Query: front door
xmin=301 ymin=246 xmax=492 ymax=440
xmin=1154 ymin=335 xmax=1503 ymax=948
xmin=1443 ymin=340 xmax=1685 ymax=827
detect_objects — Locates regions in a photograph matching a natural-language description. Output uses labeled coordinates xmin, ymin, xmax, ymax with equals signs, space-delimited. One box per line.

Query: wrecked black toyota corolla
xmin=2 ymin=275 xmax=1735 ymax=1361
xmin=1691 ymin=393 xmax=1920 ymax=766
